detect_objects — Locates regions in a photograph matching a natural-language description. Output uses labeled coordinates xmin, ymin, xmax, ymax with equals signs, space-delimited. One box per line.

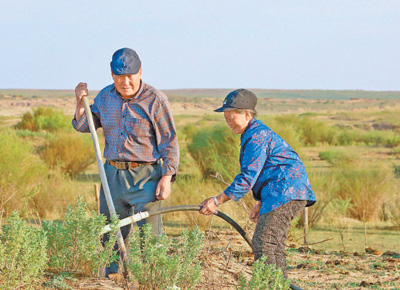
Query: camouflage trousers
xmin=252 ymin=200 xmax=307 ymax=278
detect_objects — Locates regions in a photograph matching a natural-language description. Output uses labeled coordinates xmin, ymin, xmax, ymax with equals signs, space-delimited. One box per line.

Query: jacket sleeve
xmin=224 ymin=130 xmax=269 ymax=201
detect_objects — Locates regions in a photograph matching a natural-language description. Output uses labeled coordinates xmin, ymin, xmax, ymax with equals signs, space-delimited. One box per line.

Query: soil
xmin=47 ymin=230 xmax=399 ymax=290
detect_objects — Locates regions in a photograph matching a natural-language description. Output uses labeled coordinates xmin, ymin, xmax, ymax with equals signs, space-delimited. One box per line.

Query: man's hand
xmin=155 ymin=175 xmax=172 ymax=200
xmin=74 ymin=82 xmax=88 ymax=120
xmin=249 ymin=201 xmax=261 ymax=223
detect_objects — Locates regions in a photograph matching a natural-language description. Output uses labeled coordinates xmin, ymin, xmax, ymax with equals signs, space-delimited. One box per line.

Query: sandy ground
xmin=50 ymin=230 xmax=400 ymax=290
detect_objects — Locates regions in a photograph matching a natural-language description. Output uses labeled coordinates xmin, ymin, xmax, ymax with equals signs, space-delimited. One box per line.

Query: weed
xmin=0 ymin=211 xmax=48 ymax=290
xmin=42 ymin=198 xmax=118 ymax=277
xmin=127 ymin=224 xmax=204 ymax=290
xmin=42 ymin=272 xmax=76 ymax=290
xmin=236 ymin=256 xmax=291 ymax=290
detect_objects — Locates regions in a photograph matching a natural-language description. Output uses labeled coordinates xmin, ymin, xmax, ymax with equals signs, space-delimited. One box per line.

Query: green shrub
xmin=335 ymin=162 xmax=393 ymax=220
xmin=260 ymin=115 xmax=304 ymax=152
xmin=0 ymin=129 xmax=49 ymax=217
xmin=393 ymin=147 xmax=400 ymax=158
xmin=303 ymin=172 xmax=339 ymax=227
xmin=271 ymin=114 xmax=338 ymax=146
xmin=236 ymin=256 xmax=290 ymax=290
xmin=318 ymin=148 xmax=360 ymax=166
xmin=388 ymin=193 xmax=400 ymax=228
xmin=15 ymin=106 xmax=71 ymax=132
xmin=187 ymin=125 xmax=240 ymax=181
xmin=0 ymin=129 xmax=82 ymax=220
xmin=40 ymin=131 xmax=95 ymax=176
xmin=127 ymin=224 xmax=204 ymax=290
xmin=0 ymin=211 xmax=48 ymax=290
xmin=336 ymin=129 xmax=400 ymax=147
xmin=30 ymin=168 xmax=84 ymax=219
xmin=42 ymin=198 xmax=118 ymax=276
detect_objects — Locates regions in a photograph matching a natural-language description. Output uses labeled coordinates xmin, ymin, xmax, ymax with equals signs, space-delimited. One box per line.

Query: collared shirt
xmin=224 ymin=118 xmax=316 ymax=216
xmin=72 ymin=81 xmax=179 ymax=177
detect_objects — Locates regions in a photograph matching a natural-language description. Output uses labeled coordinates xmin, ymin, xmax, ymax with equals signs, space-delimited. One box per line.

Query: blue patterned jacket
xmin=224 ymin=118 xmax=316 ymax=216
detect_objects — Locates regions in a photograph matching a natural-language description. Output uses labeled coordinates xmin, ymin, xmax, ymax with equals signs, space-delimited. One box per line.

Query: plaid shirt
xmin=224 ymin=118 xmax=316 ymax=215
xmin=72 ymin=81 xmax=179 ymax=177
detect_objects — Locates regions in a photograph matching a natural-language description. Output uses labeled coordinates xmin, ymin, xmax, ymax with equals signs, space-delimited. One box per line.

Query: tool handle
xmin=82 ymin=96 xmax=129 ymax=265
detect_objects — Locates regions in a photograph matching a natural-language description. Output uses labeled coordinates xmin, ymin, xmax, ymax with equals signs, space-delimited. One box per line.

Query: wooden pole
xmin=303 ymin=207 xmax=309 ymax=246
xmin=363 ymin=210 xmax=368 ymax=248
xmin=94 ymin=184 xmax=100 ymax=213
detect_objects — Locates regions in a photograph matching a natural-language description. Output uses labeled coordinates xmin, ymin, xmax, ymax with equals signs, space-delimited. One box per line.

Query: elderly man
xmin=72 ymin=47 xmax=179 ymax=276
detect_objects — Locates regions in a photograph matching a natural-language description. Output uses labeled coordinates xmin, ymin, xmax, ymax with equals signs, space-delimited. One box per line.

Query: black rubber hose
xmin=147 ymin=205 xmax=252 ymax=248
xmin=147 ymin=205 xmax=303 ymax=290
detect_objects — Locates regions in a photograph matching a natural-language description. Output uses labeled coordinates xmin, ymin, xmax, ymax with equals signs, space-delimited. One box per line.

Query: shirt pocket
xmin=128 ymin=118 xmax=152 ymax=137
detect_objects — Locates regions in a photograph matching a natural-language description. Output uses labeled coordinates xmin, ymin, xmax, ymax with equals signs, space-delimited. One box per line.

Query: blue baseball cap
xmin=214 ymin=89 xmax=257 ymax=112
xmin=110 ymin=48 xmax=141 ymax=75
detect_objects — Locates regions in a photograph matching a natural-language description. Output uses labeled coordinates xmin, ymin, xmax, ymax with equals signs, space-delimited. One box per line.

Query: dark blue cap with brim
xmin=110 ymin=48 xmax=141 ymax=75
xmin=214 ymin=89 xmax=257 ymax=112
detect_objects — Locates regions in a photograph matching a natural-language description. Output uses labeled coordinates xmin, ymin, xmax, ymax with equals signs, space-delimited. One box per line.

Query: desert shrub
xmin=42 ymin=198 xmax=118 ymax=276
xmin=187 ymin=124 xmax=240 ymax=181
xmin=30 ymin=168 xmax=84 ymax=219
xmin=236 ymin=256 xmax=290 ymax=290
xmin=336 ymin=129 xmax=400 ymax=147
xmin=272 ymin=114 xmax=338 ymax=146
xmin=40 ymin=131 xmax=95 ymax=176
xmin=302 ymin=172 xmax=339 ymax=227
xmin=0 ymin=129 xmax=83 ymax=220
xmin=182 ymin=123 xmax=199 ymax=141
xmin=15 ymin=106 xmax=71 ymax=132
xmin=318 ymin=148 xmax=360 ymax=166
xmin=388 ymin=193 xmax=400 ymax=228
xmin=335 ymin=162 xmax=394 ymax=221
xmin=0 ymin=129 xmax=49 ymax=217
xmin=0 ymin=212 xmax=48 ymax=290
xmin=393 ymin=146 xmax=400 ymax=158
xmin=127 ymin=224 xmax=204 ymax=289
xmin=259 ymin=115 xmax=304 ymax=152
xmin=297 ymin=117 xmax=338 ymax=146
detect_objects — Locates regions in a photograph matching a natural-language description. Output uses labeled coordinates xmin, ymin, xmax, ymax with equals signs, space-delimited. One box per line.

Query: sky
xmin=0 ymin=0 xmax=399 ymax=91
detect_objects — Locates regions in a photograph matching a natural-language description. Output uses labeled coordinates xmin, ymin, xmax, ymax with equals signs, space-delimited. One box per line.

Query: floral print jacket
xmin=224 ymin=118 xmax=316 ymax=216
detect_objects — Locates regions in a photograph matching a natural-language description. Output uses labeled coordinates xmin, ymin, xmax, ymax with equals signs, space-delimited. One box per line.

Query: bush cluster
xmin=42 ymin=198 xmax=118 ymax=276
xmin=0 ymin=199 xmax=118 ymax=288
xmin=187 ymin=124 xmax=240 ymax=181
xmin=237 ymin=256 xmax=290 ymax=290
xmin=0 ymin=129 xmax=49 ymax=217
xmin=40 ymin=131 xmax=95 ymax=176
xmin=15 ymin=107 xmax=71 ymax=132
xmin=0 ymin=129 xmax=87 ymax=219
xmin=0 ymin=212 xmax=48 ymax=290
xmin=127 ymin=223 xmax=204 ymax=289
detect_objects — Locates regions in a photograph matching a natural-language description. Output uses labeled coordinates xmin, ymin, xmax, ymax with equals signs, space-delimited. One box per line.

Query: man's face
xmin=112 ymin=68 xmax=142 ymax=99
xmin=223 ymin=110 xmax=251 ymax=135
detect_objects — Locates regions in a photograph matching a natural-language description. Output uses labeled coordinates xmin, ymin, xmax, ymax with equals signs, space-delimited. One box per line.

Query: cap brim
xmin=214 ymin=107 xmax=236 ymax=112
